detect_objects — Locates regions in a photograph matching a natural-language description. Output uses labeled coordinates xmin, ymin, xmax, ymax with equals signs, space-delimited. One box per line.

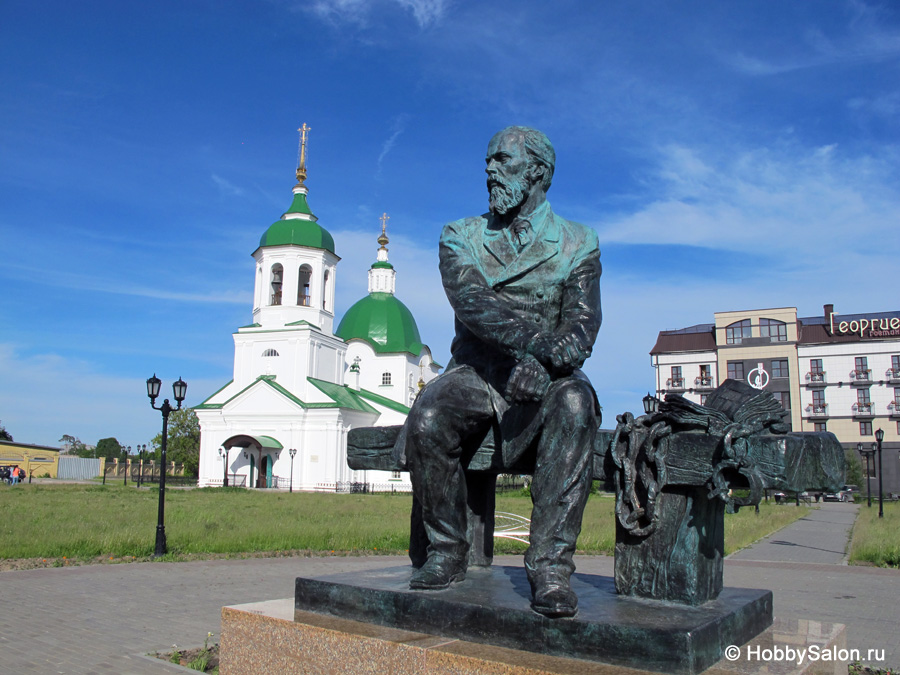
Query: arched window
xmin=323 ymin=269 xmax=329 ymax=310
xmin=270 ymin=264 xmax=283 ymax=306
xmin=760 ymin=318 xmax=787 ymax=342
xmin=298 ymin=265 xmax=312 ymax=306
xmin=262 ymin=349 xmax=279 ymax=357
xmin=382 ymin=372 xmax=392 ymax=386
xmin=725 ymin=319 xmax=751 ymax=345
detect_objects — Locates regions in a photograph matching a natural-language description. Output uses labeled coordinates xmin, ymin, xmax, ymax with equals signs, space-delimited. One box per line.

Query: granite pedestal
xmin=292 ymin=565 xmax=773 ymax=674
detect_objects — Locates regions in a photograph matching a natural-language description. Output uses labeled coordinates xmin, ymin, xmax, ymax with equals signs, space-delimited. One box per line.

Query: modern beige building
xmin=650 ymin=303 xmax=900 ymax=495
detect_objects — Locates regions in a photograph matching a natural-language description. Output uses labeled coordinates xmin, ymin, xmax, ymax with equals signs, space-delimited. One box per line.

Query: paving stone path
xmin=1 ymin=502 xmax=896 ymax=673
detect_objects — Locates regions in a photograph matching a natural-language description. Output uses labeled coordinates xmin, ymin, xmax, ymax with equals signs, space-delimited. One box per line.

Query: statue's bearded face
xmin=485 ymin=132 xmax=534 ymax=216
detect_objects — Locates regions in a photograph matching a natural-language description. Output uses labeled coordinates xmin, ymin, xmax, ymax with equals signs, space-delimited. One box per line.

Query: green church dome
xmin=257 ymin=189 xmax=335 ymax=254
xmin=336 ymin=292 xmax=425 ymax=355
xmin=258 ymin=218 xmax=335 ymax=254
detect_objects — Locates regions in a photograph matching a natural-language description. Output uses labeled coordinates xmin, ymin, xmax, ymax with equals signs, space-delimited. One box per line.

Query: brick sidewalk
xmin=1 ymin=503 xmax=897 ymax=673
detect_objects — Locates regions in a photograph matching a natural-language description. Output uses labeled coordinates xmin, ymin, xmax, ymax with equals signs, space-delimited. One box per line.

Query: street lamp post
xmin=875 ymin=428 xmax=885 ymax=518
xmin=137 ymin=444 xmax=146 ymax=487
xmin=289 ymin=448 xmax=297 ymax=493
xmin=146 ymin=374 xmax=187 ymax=556
xmin=122 ymin=445 xmax=131 ymax=486
xmin=218 ymin=446 xmax=229 ymax=487
xmin=857 ymin=442 xmax=873 ymax=508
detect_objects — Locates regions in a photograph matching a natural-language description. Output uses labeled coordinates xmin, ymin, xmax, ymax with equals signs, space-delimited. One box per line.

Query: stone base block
xmin=294 ymin=565 xmax=772 ymax=673
xmin=220 ymin=598 xmax=846 ymax=675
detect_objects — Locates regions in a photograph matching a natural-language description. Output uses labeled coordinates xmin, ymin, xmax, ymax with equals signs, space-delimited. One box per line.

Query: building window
xmin=810 ymin=359 xmax=823 ymax=374
xmin=725 ymin=319 xmax=752 ymax=345
xmin=270 ymin=264 xmax=283 ymax=306
xmin=698 ymin=364 xmax=712 ymax=387
xmin=381 ymin=372 xmax=392 ymax=386
xmin=391 ymin=470 xmax=401 ymax=480
xmin=858 ymin=389 xmax=871 ymax=405
xmin=854 ymin=356 xmax=870 ymax=381
xmin=897 ymin=421 xmax=900 ymax=435
xmin=812 ymin=390 xmax=826 ymax=412
xmin=262 ymin=349 xmax=279 ymax=357
xmin=700 ymin=394 xmax=709 ymax=406
xmin=773 ymin=391 xmax=790 ymax=411
xmin=860 ymin=421 xmax=873 ymax=436
xmin=727 ymin=361 xmax=745 ymax=381
xmin=772 ymin=359 xmax=789 ymax=378
xmin=814 ymin=422 xmax=827 ymax=432
xmin=323 ymin=269 xmax=329 ymax=310
xmin=669 ymin=366 xmax=683 ymax=388
xmin=298 ymin=265 xmax=312 ymax=306
xmin=760 ymin=318 xmax=787 ymax=342
xmin=894 ymin=387 xmax=900 ymax=405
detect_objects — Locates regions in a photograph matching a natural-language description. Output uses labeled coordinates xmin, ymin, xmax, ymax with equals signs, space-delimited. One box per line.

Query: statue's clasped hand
xmin=504 ymin=354 xmax=551 ymax=403
xmin=528 ymin=333 xmax=591 ymax=374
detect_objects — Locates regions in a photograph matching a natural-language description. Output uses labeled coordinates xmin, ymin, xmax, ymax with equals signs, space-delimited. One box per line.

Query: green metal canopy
xmin=336 ymin=292 xmax=425 ymax=356
xmin=223 ymin=435 xmax=283 ymax=450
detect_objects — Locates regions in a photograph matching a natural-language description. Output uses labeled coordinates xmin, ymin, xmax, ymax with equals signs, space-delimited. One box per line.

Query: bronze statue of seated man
xmin=393 ymin=126 xmax=602 ymax=618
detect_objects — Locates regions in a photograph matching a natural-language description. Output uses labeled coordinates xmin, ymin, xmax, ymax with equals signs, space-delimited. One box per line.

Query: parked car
xmin=823 ymin=485 xmax=858 ymax=502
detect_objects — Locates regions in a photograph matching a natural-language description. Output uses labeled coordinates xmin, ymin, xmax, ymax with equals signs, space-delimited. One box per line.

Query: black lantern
xmin=643 ymin=393 xmax=659 ymax=415
xmin=219 ymin=446 xmax=229 ymax=487
xmin=875 ymin=428 xmax=885 ymax=518
xmin=146 ymin=374 xmax=162 ymax=402
xmin=289 ymin=448 xmax=297 ymax=493
xmin=146 ymin=375 xmax=187 ymax=556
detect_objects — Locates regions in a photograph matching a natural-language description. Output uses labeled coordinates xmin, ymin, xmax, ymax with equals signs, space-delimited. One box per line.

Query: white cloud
xmin=211 ymin=173 xmax=246 ymax=197
xmin=0 ymin=344 xmax=227 ymax=448
xmin=306 ymin=0 xmax=448 ymax=28
xmin=595 ymin=142 xmax=900 ymax=274
xmin=377 ymin=114 xmax=411 ymax=174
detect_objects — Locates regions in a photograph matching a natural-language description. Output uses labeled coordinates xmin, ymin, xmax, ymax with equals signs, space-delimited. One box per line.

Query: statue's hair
xmin=498 ymin=126 xmax=556 ymax=191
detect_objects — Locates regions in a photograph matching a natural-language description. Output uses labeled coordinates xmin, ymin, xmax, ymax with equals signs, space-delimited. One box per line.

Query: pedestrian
xmin=10 ymin=465 xmax=19 ymax=485
xmin=17 ymin=466 xmax=26 ymax=483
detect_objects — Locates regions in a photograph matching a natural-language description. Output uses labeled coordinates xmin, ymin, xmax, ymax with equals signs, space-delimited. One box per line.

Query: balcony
xmin=666 ymin=377 xmax=686 ymax=392
xmin=889 ymin=402 xmax=900 ymax=419
xmin=805 ymin=404 xmax=828 ymax=419
xmin=852 ymin=403 xmax=875 ymax=418
xmin=694 ymin=376 xmax=715 ymax=390
xmin=887 ymin=368 xmax=900 ymax=384
xmin=805 ymin=372 xmax=827 ymax=388
xmin=849 ymin=369 xmax=872 ymax=386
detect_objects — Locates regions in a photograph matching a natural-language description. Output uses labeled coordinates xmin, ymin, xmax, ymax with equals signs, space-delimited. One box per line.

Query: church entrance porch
xmin=223 ymin=434 xmax=284 ymax=489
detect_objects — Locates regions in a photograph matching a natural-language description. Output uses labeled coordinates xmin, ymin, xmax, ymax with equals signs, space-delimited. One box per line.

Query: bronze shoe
xmin=530 ymin=574 xmax=578 ymax=618
xmin=409 ymin=556 xmax=467 ymax=590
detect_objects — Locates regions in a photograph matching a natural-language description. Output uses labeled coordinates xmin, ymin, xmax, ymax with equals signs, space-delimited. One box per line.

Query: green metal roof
xmin=371 ymin=261 xmax=394 ymax=269
xmin=258 ymin=218 xmax=336 ymax=254
xmin=355 ymin=388 xmax=411 ymax=414
xmin=308 ymin=378 xmax=379 ymax=413
xmin=336 ymin=292 xmax=425 ymax=355
xmin=285 ymin=191 xmax=314 ymax=216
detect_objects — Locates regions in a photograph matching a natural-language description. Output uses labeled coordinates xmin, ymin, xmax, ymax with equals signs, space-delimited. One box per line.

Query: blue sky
xmin=1 ymin=0 xmax=899 ymax=448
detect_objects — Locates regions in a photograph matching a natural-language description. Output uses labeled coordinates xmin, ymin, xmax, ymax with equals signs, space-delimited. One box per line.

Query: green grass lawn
xmin=0 ymin=483 xmax=809 ymax=563
xmin=849 ymin=501 xmax=900 ymax=567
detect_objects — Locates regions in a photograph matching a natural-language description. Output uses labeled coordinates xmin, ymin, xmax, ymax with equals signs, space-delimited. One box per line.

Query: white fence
xmin=57 ymin=457 xmax=101 ymax=480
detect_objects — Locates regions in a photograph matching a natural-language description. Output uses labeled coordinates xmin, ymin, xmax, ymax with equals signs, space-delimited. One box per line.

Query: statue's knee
xmin=548 ymin=379 xmax=595 ymax=419
xmin=408 ymin=404 xmax=442 ymax=440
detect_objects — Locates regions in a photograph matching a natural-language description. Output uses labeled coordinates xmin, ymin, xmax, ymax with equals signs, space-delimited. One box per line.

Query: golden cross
xmin=296 ymin=123 xmax=311 ymax=184
xmin=379 ymin=212 xmax=390 ymax=235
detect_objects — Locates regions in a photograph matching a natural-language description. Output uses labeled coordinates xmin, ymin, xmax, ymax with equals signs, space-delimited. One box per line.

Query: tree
xmin=95 ymin=437 xmax=124 ymax=461
xmin=151 ymin=408 xmax=201 ymax=477
xmin=844 ymin=448 xmax=865 ymax=491
xmin=0 ymin=420 xmax=12 ymax=442
xmin=59 ymin=434 xmax=87 ymax=455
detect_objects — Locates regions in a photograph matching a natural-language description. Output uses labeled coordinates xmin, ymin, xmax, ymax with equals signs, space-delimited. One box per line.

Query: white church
xmin=195 ymin=128 xmax=441 ymax=490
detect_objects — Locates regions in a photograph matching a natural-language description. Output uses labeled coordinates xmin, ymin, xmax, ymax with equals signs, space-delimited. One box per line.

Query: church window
xmin=298 ymin=265 xmax=312 ymax=306
xmin=270 ymin=264 xmax=283 ymax=306
xmin=262 ymin=349 xmax=279 ymax=357
xmin=323 ymin=269 xmax=330 ymax=310
xmin=382 ymin=372 xmax=392 ymax=386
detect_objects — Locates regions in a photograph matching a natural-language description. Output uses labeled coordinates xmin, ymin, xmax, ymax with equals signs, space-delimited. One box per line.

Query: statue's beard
xmin=488 ymin=177 xmax=528 ymax=215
